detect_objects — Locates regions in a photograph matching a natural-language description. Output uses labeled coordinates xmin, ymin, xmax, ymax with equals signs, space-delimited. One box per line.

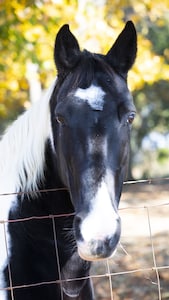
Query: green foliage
xmin=133 ymin=80 xmax=169 ymax=145
xmin=0 ymin=0 xmax=77 ymax=126
xmin=158 ymin=148 xmax=169 ymax=163
xmin=147 ymin=16 xmax=169 ymax=62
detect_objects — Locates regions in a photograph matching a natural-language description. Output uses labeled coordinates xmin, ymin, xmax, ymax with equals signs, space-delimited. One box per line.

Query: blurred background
xmin=0 ymin=0 xmax=169 ymax=180
xmin=1 ymin=2 xmax=169 ymax=299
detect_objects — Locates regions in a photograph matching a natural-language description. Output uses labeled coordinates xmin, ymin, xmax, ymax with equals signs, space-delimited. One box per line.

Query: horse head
xmin=50 ymin=22 xmax=137 ymax=261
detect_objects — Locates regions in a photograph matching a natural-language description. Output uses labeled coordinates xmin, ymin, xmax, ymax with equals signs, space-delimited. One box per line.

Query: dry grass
xmin=91 ymin=181 xmax=169 ymax=299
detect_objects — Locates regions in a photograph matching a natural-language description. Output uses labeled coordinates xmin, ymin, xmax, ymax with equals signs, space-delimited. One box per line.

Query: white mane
xmin=0 ymin=79 xmax=57 ymax=196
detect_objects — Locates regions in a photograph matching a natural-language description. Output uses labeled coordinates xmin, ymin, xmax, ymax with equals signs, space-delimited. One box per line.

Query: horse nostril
xmin=92 ymin=240 xmax=105 ymax=256
xmin=91 ymin=235 xmax=120 ymax=258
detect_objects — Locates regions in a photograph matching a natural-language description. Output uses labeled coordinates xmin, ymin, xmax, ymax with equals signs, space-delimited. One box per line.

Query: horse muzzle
xmin=74 ymin=214 xmax=121 ymax=261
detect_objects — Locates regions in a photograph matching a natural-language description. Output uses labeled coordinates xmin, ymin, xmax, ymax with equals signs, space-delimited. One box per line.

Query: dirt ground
xmin=91 ymin=180 xmax=169 ymax=300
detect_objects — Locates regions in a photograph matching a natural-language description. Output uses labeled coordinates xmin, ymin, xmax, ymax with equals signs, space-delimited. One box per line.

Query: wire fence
xmin=0 ymin=177 xmax=169 ymax=299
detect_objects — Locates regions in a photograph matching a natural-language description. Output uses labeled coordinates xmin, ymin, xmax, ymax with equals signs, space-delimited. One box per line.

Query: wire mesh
xmin=0 ymin=177 xmax=169 ymax=299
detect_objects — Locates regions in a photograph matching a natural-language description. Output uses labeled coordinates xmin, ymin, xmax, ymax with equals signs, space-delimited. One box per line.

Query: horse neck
xmin=38 ymin=140 xmax=74 ymax=216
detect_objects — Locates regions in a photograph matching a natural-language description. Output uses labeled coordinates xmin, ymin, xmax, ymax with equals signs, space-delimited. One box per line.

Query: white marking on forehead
xmin=75 ymin=84 xmax=105 ymax=110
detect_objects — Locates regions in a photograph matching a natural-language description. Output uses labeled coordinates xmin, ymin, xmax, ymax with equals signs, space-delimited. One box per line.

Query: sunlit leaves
xmin=0 ymin=0 xmax=169 ymax=134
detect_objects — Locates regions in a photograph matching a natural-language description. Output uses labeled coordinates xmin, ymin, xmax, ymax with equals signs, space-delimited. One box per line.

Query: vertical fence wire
xmin=51 ymin=215 xmax=64 ymax=300
xmin=3 ymin=222 xmax=15 ymax=300
xmin=0 ymin=178 xmax=169 ymax=298
xmin=106 ymin=259 xmax=114 ymax=300
xmin=146 ymin=206 xmax=162 ymax=300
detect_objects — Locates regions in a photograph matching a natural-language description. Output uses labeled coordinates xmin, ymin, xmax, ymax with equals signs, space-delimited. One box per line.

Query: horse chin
xmin=77 ymin=245 xmax=117 ymax=262
xmin=62 ymin=287 xmax=81 ymax=298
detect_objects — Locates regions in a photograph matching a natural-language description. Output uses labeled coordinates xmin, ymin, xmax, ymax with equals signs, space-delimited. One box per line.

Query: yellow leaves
xmin=128 ymin=70 xmax=141 ymax=92
xmin=137 ymin=52 xmax=162 ymax=82
xmin=162 ymin=63 xmax=169 ymax=81
xmin=12 ymin=3 xmax=31 ymax=21
xmin=40 ymin=2 xmax=63 ymax=18
xmin=0 ymin=103 xmax=7 ymax=118
xmin=129 ymin=33 xmax=169 ymax=91
xmin=0 ymin=0 xmax=169 ymax=125
xmin=8 ymin=80 xmax=19 ymax=92
xmin=23 ymin=25 xmax=44 ymax=43
xmin=2 ymin=0 xmax=31 ymax=19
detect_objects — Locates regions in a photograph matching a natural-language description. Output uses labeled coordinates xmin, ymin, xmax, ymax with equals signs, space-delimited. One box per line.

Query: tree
xmin=0 ymin=0 xmax=77 ymax=131
xmin=0 ymin=0 xmax=169 ymax=177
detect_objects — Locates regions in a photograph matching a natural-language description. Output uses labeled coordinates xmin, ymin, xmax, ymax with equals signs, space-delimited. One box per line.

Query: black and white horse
xmin=0 ymin=21 xmax=137 ymax=300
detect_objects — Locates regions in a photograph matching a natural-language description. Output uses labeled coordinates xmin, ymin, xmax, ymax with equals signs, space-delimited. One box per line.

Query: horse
xmin=0 ymin=21 xmax=137 ymax=300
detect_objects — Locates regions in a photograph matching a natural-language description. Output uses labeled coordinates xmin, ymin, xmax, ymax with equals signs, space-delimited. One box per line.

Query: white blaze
xmin=74 ymin=84 xmax=105 ymax=110
xmin=81 ymin=177 xmax=119 ymax=242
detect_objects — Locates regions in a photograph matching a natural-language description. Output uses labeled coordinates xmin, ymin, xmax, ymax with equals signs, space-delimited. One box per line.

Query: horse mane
xmin=0 ymin=79 xmax=57 ymax=196
xmin=68 ymin=51 xmax=114 ymax=89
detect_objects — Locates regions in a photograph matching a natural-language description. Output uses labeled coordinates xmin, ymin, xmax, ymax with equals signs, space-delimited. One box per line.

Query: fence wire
xmin=0 ymin=177 xmax=169 ymax=299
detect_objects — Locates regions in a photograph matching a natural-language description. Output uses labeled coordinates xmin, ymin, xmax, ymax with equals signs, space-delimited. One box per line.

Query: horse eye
xmin=56 ymin=115 xmax=65 ymax=125
xmin=127 ymin=112 xmax=135 ymax=124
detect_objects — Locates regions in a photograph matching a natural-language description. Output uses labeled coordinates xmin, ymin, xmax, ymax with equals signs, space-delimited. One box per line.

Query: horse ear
xmin=54 ymin=24 xmax=81 ymax=75
xmin=105 ymin=21 xmax=137 ymax=78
